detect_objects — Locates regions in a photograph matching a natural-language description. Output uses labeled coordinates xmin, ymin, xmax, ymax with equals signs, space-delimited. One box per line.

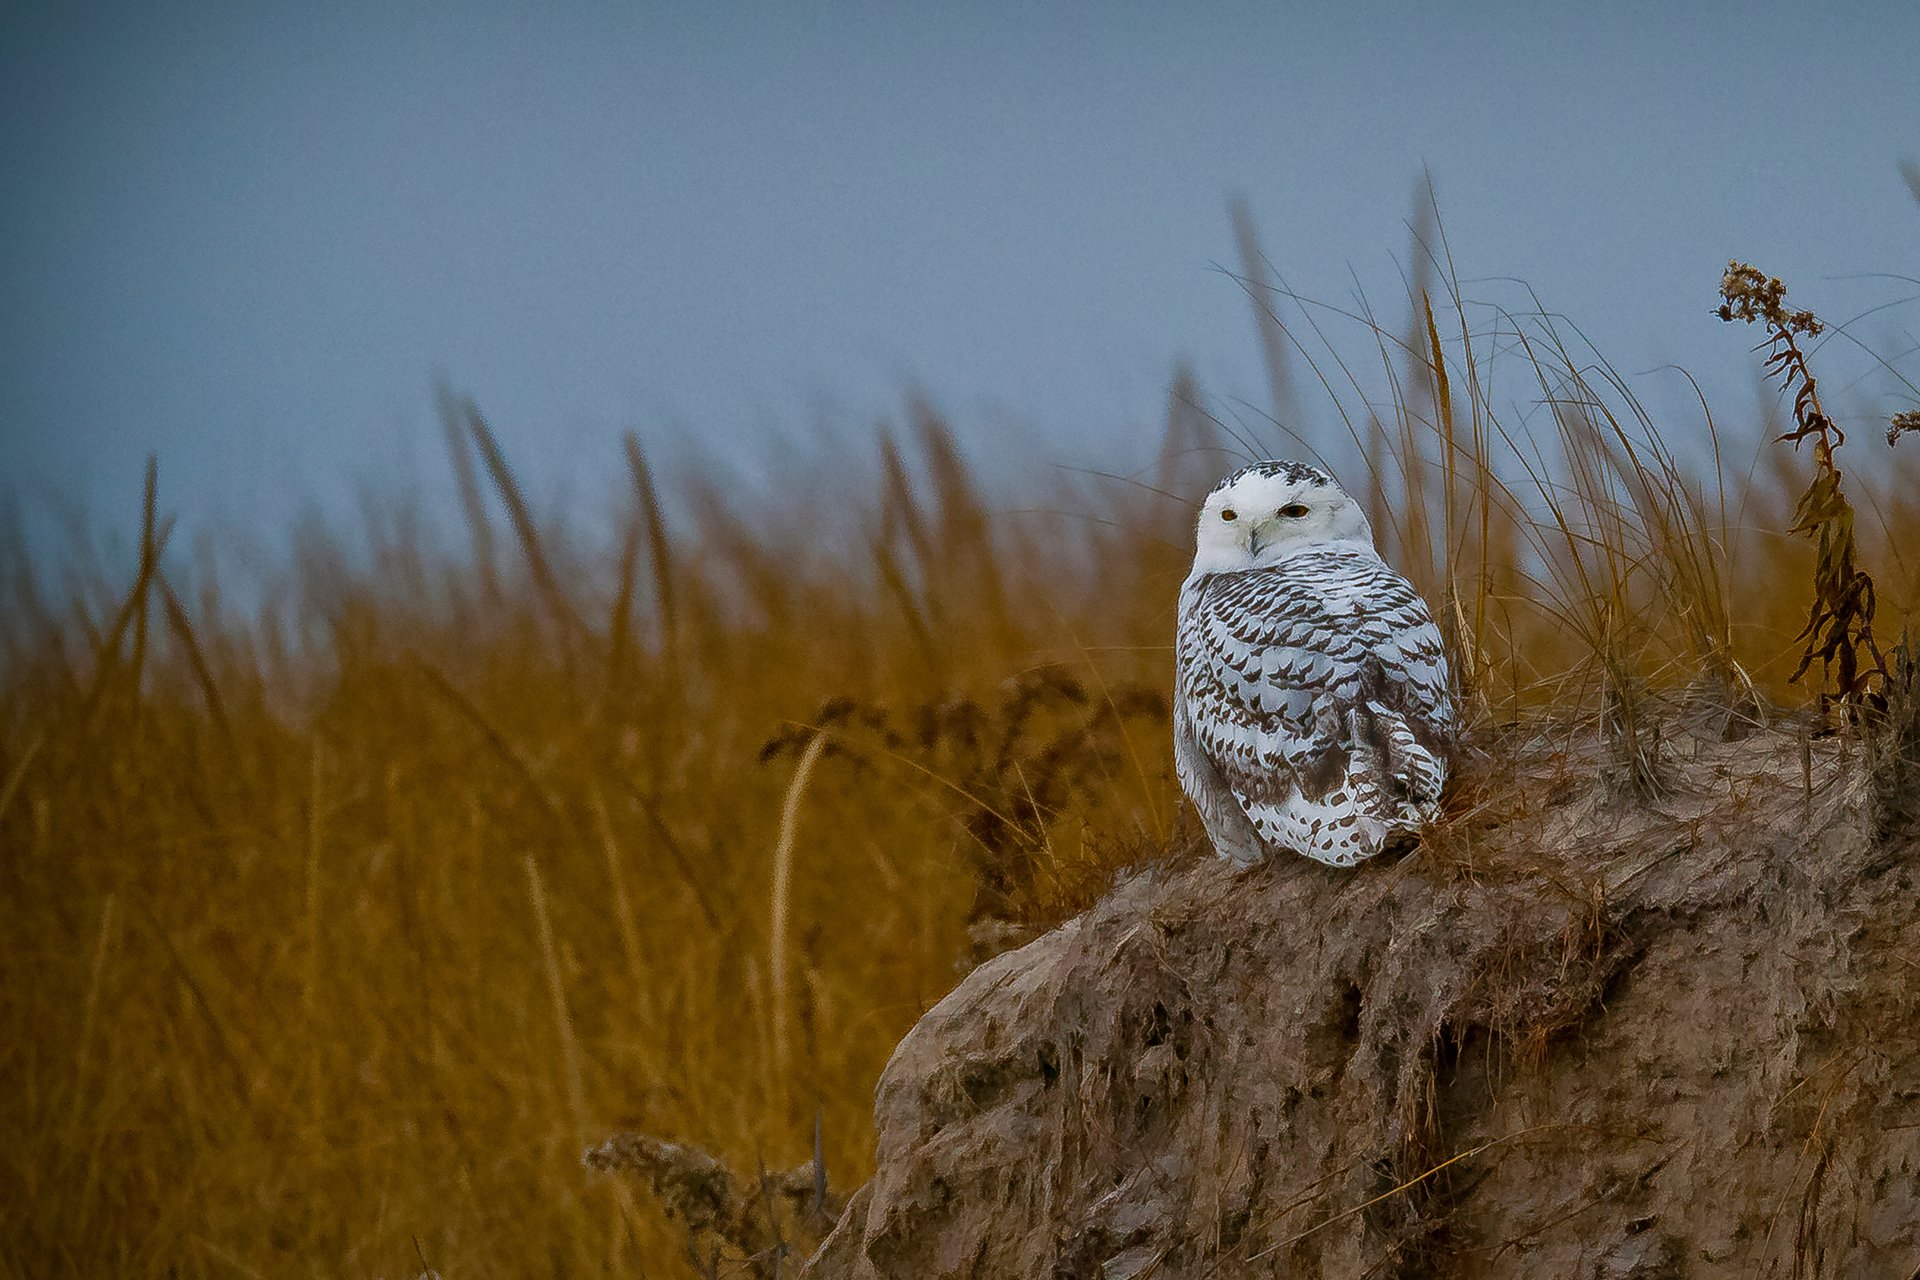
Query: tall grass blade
xmin=770 ymin=731 xmax=828 ymax=1125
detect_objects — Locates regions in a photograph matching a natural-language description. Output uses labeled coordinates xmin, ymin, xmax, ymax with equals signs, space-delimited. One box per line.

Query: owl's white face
xmin=1189 ymin=461 xmax=1374 ymax=576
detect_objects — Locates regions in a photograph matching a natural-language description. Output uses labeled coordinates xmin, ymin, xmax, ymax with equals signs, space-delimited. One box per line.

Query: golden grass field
xmin=3 ymin=250 xmax=1917 ymax=1277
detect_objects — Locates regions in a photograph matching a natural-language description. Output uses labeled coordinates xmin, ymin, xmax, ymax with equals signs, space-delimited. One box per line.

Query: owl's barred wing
xmin=1176 ymin=548 xmax=1453 ymax=861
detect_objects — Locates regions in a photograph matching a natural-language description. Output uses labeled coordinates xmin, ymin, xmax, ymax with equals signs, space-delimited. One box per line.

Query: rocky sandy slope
xmin=801 ymin=726 xmax=1920 ymax=1279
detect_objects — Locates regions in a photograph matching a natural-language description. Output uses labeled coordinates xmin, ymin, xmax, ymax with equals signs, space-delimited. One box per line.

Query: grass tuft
xmin=2 ymin=225 xmax=1916 ymax=1276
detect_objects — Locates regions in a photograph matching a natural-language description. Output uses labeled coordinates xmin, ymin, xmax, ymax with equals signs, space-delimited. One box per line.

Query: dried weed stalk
xmin=1718 ymin=262 xmax=1888 ymax=714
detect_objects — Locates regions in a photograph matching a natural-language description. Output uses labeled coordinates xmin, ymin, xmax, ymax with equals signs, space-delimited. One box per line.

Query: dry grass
xmin=3 ymin=227 xmax=1917 ymax=1277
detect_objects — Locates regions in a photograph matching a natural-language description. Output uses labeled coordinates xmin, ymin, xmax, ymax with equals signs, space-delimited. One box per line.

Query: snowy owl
xmin=1174 ymin=461 xmax=1453 ymax=866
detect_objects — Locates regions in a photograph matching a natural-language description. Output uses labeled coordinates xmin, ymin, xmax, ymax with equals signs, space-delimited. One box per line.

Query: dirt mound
xmin=802 ymin=727 xmax=1920 ymax=1278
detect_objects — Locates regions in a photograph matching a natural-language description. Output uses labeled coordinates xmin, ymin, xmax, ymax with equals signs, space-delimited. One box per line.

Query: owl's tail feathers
xmin=1246 ymin=793 xmax=1389 ymax=868
xmin=1244 ymin=710 xmax=1452 ymax=869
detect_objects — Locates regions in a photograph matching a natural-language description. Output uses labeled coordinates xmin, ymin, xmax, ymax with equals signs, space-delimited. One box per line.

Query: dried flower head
xmin=1716 ymin=261 xmax=1823 ymax=336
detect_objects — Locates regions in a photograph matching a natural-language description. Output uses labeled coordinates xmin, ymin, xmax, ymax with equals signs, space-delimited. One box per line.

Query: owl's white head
xmin=1188 ymin=461 xmax=1375 ymax=577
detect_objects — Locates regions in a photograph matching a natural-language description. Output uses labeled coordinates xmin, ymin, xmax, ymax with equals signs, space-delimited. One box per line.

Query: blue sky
xmin=2 ymin=1 xmax=1915 ymax=564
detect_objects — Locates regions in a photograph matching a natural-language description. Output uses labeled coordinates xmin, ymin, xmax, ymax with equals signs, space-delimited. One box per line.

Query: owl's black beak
xmin=1247 ymin=530 xmax=1265 ymax=557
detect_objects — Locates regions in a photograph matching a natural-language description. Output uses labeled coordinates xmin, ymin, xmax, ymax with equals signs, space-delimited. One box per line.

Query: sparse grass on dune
xmin=2 ymin=244 xmax=1916 ymax=1278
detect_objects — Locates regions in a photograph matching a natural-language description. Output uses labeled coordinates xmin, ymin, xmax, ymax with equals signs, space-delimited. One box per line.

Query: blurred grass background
xmin=3 ymin=239 xmax=1917 ymax=1277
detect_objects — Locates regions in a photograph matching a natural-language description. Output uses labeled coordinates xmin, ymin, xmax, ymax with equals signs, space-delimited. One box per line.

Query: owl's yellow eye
xmin=1220 ymin=509 xmax=1237 ymax=521
xmin=1279 ymin=503 xmax=1310 ymax=518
